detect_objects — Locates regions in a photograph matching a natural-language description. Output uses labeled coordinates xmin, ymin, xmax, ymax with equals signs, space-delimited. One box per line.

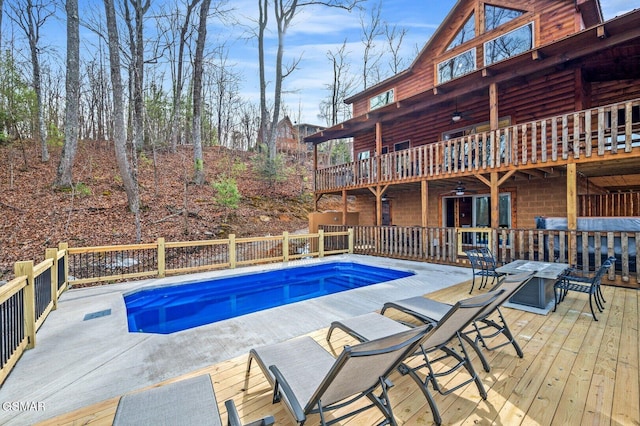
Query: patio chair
xmin=553 ymin=256 xmax=616 ymax=321
xmin=380 ymin=271 xmax=535 ymax=371
xmin=245 ymin=324 xmax=431 ymax=426
xmin=326 ymin=289 xmax=504 ymax=425
xmin=465 ymin=247 xmax=505 ymax=293
xmin=113 ymin=374 xmax=274 ymax=426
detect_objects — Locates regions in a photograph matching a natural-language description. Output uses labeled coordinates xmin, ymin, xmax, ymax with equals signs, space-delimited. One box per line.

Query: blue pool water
xmin=124 ymin=262 xmax=414 ymax=334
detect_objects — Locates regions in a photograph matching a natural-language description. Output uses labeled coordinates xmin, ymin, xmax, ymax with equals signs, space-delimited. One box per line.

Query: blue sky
xmin=218 ymin=0 xmax=638 ymax=125
xmin=36 ymin=0 xmax=639 ymax=127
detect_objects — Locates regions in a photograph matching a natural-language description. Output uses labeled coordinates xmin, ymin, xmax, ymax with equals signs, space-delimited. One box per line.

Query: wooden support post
xmin=318 ymin=229 xmax=325 ymax=257
xmin=229 ymin=234 xmax=237 ymax=268
xmin=283 ymin=232 xmax=289 ymax=262
xmin=15 ymin=261 xmax=35 ymax=349
xmin=342 ymin=190 xmax=348 ymax=225
xmin=45 ymin=248 xmax=59 ymax=310
xmin=313 ymin=144 xmax=318 ymax=207
xmin=567 ymin=163 xmax=577 ymax=230
xmin=421 ymin=180 xmax=428 ymax=228
xmin=157 ymin=237 xmax=166 ymax=278
xmin=58 ymin=243 xmax=69 ymax=293
xmin=489 ymin=83 xmax=499 ymax=131
xmin=348 ymin=228 xmax=354 ymax=254
xmin=490 ymin=172 xmax=500 ymax=229
xmin=376 ymin=122 xmax=382 ymax=183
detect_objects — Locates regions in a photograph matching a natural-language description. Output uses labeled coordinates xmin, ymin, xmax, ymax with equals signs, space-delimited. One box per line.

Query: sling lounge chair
xmin=245 ymin=324 xmax=431 ymax=425
xmin=113 ymin=374 xmax=274 ymax=426
xmin=326 ymin=289 xmax=504 ymax=425
xmin=380 ymin=271 xmax=534 ymax=371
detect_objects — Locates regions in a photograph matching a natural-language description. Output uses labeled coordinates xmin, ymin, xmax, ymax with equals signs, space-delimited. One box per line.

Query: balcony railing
xmin=315 ymin=98 xmax=640 ymax=191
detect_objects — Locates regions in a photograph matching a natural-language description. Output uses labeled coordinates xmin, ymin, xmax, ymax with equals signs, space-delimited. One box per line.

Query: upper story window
xmin=369 ymin=89 xmax=394 ymax=111
xmin=485 ymin=4 xmax=524 ymax=31
xmin=438 ymin=48 xmax=476 ymax=84
xmin=447 ymin=13 xmax=475 ymax=50
xmin=484 ymin=22 xmax=534 ymax=66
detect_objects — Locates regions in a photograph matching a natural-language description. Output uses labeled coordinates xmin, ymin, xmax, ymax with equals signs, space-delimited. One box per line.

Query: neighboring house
xmin=306 ymin=0 xmax=640 ymax=286
xmin=275 ymin=116 xmax=325 ymax=155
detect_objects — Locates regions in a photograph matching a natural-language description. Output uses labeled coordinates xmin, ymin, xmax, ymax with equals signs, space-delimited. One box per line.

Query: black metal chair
xmin=465 ymin=247 xmax=505 ymax=293
xmin=553 ymin=256 xmax=616 ymax=321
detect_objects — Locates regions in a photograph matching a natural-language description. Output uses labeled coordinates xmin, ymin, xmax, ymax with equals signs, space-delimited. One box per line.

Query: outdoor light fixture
xmin=451 ymin=111 xmax=462 ymax=122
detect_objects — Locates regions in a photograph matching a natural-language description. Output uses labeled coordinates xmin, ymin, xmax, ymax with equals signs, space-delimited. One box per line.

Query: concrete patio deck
xmin=0 ymin=254 xmax=472 ymax=425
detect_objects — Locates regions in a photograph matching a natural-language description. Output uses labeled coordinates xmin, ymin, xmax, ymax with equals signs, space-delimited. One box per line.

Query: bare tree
xmin=7 ymin=0 xmax=56 ymax=162
xmin=0 ymin=0 xmax=4 ymax=51
xmin=385 ymin=22 xmax=408 ymax=75
xmin=257 ymin=0 xmax=363 ymax=162
xmin=192 ymin=0 xmax=211 ymax=185
xmin=319 ymin=39 xmax=355 ymax=127
xmin=55 ymin=0 xmax=79 ymax=188
xmin=104 ymin=0 xmax=141 ymax=239
xmin=123 ymin=0 xmax=151 ymax=151
xmin=166 ymin=0 xmax=200 ymax=152
xmin=360 ymin=0 xmax=383 ymax=89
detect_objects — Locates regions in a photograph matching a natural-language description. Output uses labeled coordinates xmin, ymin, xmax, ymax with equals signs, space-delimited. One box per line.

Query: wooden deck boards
xmin=37 ymin=282 xmax=639 ymax=426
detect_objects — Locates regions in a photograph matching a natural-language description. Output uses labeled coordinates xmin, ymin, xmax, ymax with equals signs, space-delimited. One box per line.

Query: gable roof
xmin=345 ymin=0 xmax=604 ymax=105
xmin=307 ymin=6 xmax=638 ymax=144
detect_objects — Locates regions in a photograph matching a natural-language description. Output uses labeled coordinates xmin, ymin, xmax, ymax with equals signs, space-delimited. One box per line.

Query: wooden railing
xmin=1 ymin=247 xmax=66 ymax=386
xmin=315 ymin=98 xmax=640 ymax=191
xmin=579 ymin=192 xmax=640 ymax=217
xmin=67 ymin=230 xmax=352 ymax=285
xmin=323 ymin=225 xmax=639 ymax=286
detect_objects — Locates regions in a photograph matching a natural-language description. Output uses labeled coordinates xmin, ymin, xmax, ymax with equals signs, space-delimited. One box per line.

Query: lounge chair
xmin=380 ymin=271 xmax=534 ymax=371
xmin=113 ymin=374 xmax=274 ymax=426
xmin=553 ymin=256 xmax=616 ymax=321
xmin=326 ymin=289 xmax=504 ymax=425
xmin=465 ymin=247 xmax=505 ymax=293
xmin=245 ymin=324 xmax=431 ymax=426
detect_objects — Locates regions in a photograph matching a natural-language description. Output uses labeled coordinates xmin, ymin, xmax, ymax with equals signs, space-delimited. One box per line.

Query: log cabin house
xmin=305 ymin=0 xmax=640 ymax=287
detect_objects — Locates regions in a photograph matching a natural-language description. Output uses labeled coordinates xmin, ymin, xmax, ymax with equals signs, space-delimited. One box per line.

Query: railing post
xmin=45 ymin=248 xmax=59 ymax=310
xmin=157 ymin=237 xmax=166 ymax=278
xmin=58 ymin=243 xmax=69 ymax=291
xmin=283 ymin=232 xmax=289 ymax=262
xmin=229 ymin=234 xmax=237 ymax=268
xmin=15 ymin=261 xmax=35 ymax=349
xmin=318 ymin=230 xmax=325 ymax=258
xmin=348 ymin=228 xmax=354 ymax=254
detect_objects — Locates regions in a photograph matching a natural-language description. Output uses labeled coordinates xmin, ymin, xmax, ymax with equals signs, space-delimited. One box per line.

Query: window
xmin=394 ymin=140 xmax=410 ymax=151
xmin=484 ymin=22 xmax=534 ymax=66
xmin=438 ymin=48 xmax=476 ymax=83
xmin=485 ymin=5 xmax=525 ymax=31
xmin=369 ymin=89 xmax=394 ymax=111
xmin=447 ymin=13 xmax=475 ymax=50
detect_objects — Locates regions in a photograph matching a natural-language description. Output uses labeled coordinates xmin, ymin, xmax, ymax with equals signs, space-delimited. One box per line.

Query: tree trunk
xmin=55 ymin=0 xmax=79 ymax=188
xmin=104 ymin=0 xmax=141 ymax=240
xmin=192 ymin=0 xmax=211 ymax=185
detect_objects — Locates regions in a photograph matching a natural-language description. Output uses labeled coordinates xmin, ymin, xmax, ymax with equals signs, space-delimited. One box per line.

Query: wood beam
xmin=498 ymin=170 xmax=517 ymax=186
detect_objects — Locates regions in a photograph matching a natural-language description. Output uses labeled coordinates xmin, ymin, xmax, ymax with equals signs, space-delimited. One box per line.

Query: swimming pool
xmin=124 ymin=261 xmax=414 ymax=334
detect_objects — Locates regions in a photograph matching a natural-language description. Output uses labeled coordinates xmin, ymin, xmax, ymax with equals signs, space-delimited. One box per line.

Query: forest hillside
xmin=0 ymin=141 xmax=339 ymax=280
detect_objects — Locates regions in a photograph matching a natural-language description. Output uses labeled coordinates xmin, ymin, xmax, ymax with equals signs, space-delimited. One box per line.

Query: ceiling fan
xmin=442 ymin=181 xmax=478 ymax=196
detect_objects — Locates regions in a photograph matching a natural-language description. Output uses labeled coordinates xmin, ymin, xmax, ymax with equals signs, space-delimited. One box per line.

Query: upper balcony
xmin=314 ymin=98 xmax=640 ymax=193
